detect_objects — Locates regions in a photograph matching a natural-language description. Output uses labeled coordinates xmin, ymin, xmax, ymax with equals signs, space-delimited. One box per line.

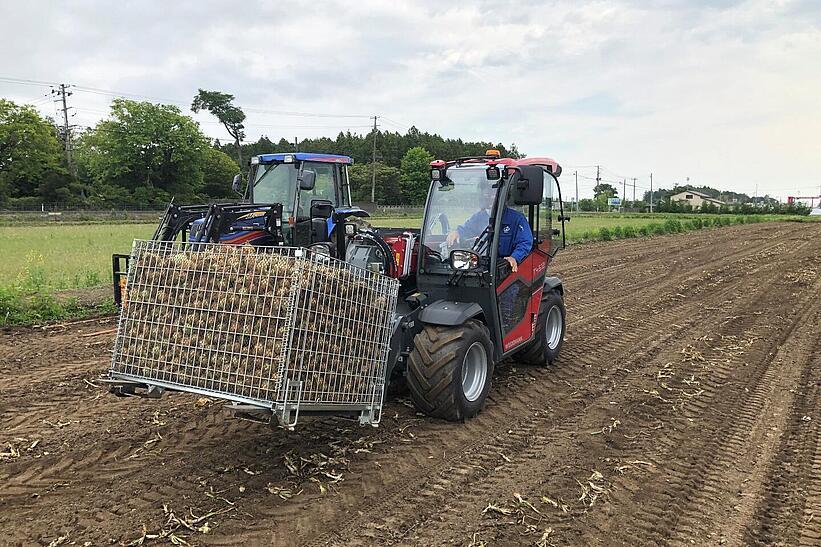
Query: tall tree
xmin=75 ymin=99 xmax=209 ymax=205
xmin=191 ymin=90 xmax=246 ymax=168
xmin=400 ymin=146 xmax=434 ymax=205
xmin=202 ymin=148 xmax=240 ymax=199
xmin=593 ymin=183 xmax=618 ymax=199
xmin=593 ymin=182 xmax=619 ymax=209
xmin=0 ymin=99 xmax=65 ymax=204
xmin=348 ymin=162 xmax=401 ymax=204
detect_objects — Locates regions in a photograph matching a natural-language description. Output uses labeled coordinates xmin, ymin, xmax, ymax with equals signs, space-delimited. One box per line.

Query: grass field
xmin=0 ymin=224 xmax=156 ymax=291
xmin=370 ymin=214 xmax=691 ymax=232
xmin=0 ymin=214 xmax=812 ymax=293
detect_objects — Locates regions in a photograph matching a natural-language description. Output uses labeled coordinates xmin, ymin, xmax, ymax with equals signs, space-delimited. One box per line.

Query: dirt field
xmin=1 ymin=222 xmax=819 ymax=546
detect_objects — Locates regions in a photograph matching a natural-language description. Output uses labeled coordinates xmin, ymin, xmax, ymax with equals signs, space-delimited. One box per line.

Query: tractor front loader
xmin=106 ymin=150 xmax=568 ymax=428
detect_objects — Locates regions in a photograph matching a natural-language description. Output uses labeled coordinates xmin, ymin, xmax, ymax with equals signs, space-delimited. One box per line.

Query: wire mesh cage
xmin=110 ymin=240 xmax=399 ymax=426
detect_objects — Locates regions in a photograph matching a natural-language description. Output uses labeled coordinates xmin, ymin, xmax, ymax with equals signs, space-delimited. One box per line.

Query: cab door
xmin=495 ymin=188 xmax=538 ymax=354
xmin=497 ymin=168 xmax=563 ymax=355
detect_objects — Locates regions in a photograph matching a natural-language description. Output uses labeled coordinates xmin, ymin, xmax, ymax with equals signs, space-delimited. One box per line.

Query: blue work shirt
xmin=457 ymin=207 xmax=534 ymax=263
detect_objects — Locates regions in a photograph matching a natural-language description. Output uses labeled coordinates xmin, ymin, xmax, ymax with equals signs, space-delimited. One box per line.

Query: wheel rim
xmin=545 ymin=305 xmax=563 ymax=351
xmin=461 ymin=342 xmax=488 ymax=402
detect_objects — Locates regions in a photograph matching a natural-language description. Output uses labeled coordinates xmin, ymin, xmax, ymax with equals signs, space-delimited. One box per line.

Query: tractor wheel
xmin=407 ymin=320 xmax=494 ymax=421
xmin=515 ymin=290 xmax=566 ymax=366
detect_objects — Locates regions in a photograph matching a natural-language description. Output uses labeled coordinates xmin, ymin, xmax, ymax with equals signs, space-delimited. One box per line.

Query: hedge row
xmin=578 ymin=215 xmax=765 ymax=243
xmin=0 ymin=285 xmax=117 ymax=326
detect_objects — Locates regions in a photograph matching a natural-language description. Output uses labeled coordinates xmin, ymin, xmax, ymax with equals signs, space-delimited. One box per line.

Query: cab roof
xmin=256 ymin=152 xmax=353 ymax=165
xmin=433 ymin=156 xmax=562 ymax=177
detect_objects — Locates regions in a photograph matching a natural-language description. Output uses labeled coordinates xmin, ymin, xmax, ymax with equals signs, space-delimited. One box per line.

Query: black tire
xmin=515 ymin=290 xmax=566 ymax=366
xmin=407 ymin=320 xmax=494 ymax=421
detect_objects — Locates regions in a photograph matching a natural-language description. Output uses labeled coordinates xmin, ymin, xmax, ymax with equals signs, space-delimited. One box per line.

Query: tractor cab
xmin=247 ymin=153 xmax=359 ymax=247
xmin=186 ymin=152 xmax=361 ymax=248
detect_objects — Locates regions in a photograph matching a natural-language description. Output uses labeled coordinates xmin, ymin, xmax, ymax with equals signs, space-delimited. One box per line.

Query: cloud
xmin=1 ymin=0 xmax=818 ymax=198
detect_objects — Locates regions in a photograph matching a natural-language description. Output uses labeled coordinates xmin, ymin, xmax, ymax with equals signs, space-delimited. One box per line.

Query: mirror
xmin=231 ymin=174 xmax=242 ymax=194
xmin=310 ymin=199 xmax=334 ymax=219
xmin=450 ymin=249 xmax=480 ymax=271
xmin=299 ymin=169 xmax=316 ymax=191
xmin=511 ymin=165 xmax=544 ymax=205
xmin=486 ymin=165 xmax=501 ymax=180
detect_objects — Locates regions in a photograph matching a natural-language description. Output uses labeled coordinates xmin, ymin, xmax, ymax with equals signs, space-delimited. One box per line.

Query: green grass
xmin=0 ymin=223 xmax=156 ymax=291
xmin=371 ymin=213 xmax=814 ymax=243
xmin=0 ymin=286 xmax=117 ymax=326
xmin=370 ymin=215 xmax=686 ymax=233
xmin=2 ymin=214 xmax=812 ymax=293
xmin=0 ymin=213 xmax=813 ymax=325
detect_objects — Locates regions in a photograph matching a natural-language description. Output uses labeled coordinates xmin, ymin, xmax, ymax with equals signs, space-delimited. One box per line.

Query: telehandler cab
xmin=361 ymin=152 xmax=569 ymax=420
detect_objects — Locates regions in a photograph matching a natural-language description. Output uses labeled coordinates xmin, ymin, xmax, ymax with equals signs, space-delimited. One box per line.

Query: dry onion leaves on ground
xmin=129 ymin=504 xmax=235 ymax=546
xmin=482 ymin=493 xmax=547 ymax=536
xmin=577 ymin=470 xmax=610 ymax=508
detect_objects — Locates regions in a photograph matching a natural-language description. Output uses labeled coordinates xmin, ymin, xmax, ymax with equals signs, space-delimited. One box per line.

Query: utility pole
xmin=595 ymin=165 xmax=601 ymax=211
xmin=632 ymin=177 xmax=637 ymax=202
xmin=574 ymin=171 xmax=579 ymax=212
xmin=623 ymin=178 xmax=626 ymax=212
xmin=293 ymin=137 xmax=298 ymax=152
xmin=370 ymin=115 xmax=379 ymax=204
xmin=52 ymin=83 xmax=73 ymax=174
xmin=650 ymin=172 xmax=654 ymax=213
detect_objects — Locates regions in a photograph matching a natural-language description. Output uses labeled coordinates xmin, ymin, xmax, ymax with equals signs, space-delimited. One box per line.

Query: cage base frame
xmin=106 ymin=373 xmax=386 ymax=428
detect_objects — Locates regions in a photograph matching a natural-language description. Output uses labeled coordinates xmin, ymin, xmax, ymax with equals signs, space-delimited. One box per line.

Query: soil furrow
xmin=0 ymin=222 xmax=818 ymax=547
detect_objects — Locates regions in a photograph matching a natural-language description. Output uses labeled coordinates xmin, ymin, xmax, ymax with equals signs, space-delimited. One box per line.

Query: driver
xmin=445 ymin=179 xmax=534 ymax=332
xmin=445 ymin=180 xmax=534 ymax=272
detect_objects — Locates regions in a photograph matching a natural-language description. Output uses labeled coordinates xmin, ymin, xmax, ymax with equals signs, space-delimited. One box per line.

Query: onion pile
xmin=113 ymin=244 xmax=394 ymax=406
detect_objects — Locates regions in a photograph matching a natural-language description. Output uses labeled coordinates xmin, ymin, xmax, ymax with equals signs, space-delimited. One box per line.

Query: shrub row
xmin=0 ymin=285 xmax=116 ymax=326
xmin=576 ymin=215 xmax=766 ymax=244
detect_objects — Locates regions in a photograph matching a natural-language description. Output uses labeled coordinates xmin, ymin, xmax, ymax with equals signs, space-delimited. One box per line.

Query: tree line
xmin=1 ymin=91 xmax=808 ymax=214
xmin=0 ymin=92 xmax=519 ymax=208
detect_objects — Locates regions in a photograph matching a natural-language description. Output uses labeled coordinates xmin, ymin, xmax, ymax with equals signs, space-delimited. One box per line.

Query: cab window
xmin=298 ymin=162 xmax=338 ymax=216
xmin=537 ymin=170 xmax=564 ymax=255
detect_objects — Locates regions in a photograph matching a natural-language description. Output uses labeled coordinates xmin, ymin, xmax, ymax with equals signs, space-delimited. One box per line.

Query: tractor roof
xmin=434 ymin=156 xmax=562 ymax=177
xmin=256 ymin=152 xmax=354 ymax=165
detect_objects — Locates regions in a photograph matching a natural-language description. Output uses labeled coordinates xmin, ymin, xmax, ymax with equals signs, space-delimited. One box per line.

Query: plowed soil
xmin=1 ymin=222 xmax=819 ymax=547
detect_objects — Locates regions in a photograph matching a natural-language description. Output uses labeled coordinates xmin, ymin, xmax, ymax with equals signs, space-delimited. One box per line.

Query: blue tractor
xmin=113 ymin=152 xmax=368 ymax=305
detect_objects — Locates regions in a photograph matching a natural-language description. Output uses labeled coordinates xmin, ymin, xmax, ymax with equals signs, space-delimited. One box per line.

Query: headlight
xmin=450 ymin=250 xmax=480 ymax=270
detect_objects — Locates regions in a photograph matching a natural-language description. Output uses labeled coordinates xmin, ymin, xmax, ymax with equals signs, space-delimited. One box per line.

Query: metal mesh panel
xmin=285 ymin=259 xmax=397 ymax=405
xmin=110 ymin=240 xmax=398 ymax=412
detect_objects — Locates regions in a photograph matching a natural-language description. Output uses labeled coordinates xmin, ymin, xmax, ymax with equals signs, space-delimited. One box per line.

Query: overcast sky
xmin=1 ymin=0 xmax=819 ymax=200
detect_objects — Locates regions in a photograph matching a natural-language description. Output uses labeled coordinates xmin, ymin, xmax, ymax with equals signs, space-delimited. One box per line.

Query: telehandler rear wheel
xmin=515 ymin=290 xmax=566 ymax=366
xmin=407 ymin=320 xmax=494 ymax=421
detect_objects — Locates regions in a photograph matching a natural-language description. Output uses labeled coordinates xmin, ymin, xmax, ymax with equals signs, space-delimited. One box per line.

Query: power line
xmin=379 ymin=116 xmax=410 ymax=130
xmin=71 ymin=85 xmax=375 ymax=120
xmin=0 ymin=76 xmax=58 ymax=87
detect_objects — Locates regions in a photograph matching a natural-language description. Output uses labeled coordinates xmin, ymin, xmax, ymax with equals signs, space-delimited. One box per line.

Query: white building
xmin=670 ymin=190 xmax=726 ymax=209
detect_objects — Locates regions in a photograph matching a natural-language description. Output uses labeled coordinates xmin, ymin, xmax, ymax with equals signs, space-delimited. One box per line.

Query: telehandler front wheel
xmin=515 ymin=290 xmax=566 ymax=366
xmin=407 ymin=320 xmax=494 ymax=421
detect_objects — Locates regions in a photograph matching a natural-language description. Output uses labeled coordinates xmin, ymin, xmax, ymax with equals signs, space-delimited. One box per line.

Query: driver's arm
xmin=449 ymin=209 xmax=487 ymax=243
xmin=510 ymin=217 xmax=534 ymax=264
